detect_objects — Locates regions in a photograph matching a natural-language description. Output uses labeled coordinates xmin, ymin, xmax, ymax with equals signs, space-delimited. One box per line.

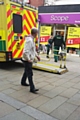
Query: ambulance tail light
xmin=7 ymin=52 xmax=12 ymax=61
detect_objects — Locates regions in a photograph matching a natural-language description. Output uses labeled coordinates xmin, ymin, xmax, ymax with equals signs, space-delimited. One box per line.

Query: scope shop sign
xmin=66 ymin=27 xmax=80 ymax=45
xmin=40 ymin=26 xmax=51 ymax=43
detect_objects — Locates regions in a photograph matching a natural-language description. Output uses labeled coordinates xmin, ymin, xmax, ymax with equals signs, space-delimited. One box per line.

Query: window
xmin=23 ymin=0 xmax=30 ymax=4
xmin=13 ymin=14 xmax=22 ymax=33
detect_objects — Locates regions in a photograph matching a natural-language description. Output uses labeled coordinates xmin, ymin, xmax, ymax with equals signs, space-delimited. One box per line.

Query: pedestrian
xmin=46 ymin=36 xmax=53 ymax=58
xmin=52 ymin=31 xmax=65 ymax=62
xmin=21 ymin=27 xmax=40 ymax=94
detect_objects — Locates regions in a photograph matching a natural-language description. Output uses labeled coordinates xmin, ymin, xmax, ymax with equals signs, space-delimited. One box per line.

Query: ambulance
xmin=0 ymin=0 xmax=38 ymax=62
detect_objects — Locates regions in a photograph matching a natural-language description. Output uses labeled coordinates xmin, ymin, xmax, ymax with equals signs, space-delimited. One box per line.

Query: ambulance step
xmin=33 ymin=62 xmax=68 ymax=74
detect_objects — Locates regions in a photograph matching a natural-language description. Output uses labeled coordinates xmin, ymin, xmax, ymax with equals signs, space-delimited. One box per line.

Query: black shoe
xmin=21 ymin=83 xmax=30 ymax=86
xmin=30 ymin=90 xmax=37 ymax=94
xmin=46 ymin=56 xmax=49 ymax=58
xmin=34 ymin=89 xmax=39 ymax=91
xmin=30 ymin=89 xmax=39 ymax=94
xmin=54 ymin=60 xmax=57 ymax=62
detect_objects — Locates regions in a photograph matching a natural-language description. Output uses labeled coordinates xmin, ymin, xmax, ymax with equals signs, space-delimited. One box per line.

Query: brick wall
xmin=30 ymin=0 xmax=44 ymax=7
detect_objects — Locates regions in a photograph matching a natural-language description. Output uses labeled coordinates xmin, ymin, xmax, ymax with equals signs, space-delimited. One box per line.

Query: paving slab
xmin=38 ymin=89 xmax=48 ymax=95
xmin=0 ymin=84 xmax=14 ymax=91
xmin=38 ymin=96 xmax=67 ymax=114
xmin=66 ymin=107 xmax=80 ymax=120
xmin=6 ymin=76 xmax=21 ymax=82
xmin=54 ymin=79 xmax=69 ymax=86
xmin=61 ymin=82 xmax=75 ymax=88
xmin=44 ymin=86 xmax=66 ymax=98
xmin=0 ymin=111 xmax=35 ymax=120
xmin=12 ymin=80 xmax=21 ymax=86
xmin=70 ymin=77 xmax=80 ymax=83
xmin=21 ymin=106 xmax=58 ymax=120
xmin=33 ymin=74 xmax=44 ymax=79
xmin=43 ymin=78 xmax=60 ymax=84
xmin=73 ymin=82 xmax=80 ymax=89
xmin=35 ymin=77 xmax=47 ymax=82
xmin=50 ymin=102 xmax=77 ymax=120
xmin=2 ymin=88 xmax=16 ymax=94
xmin=27 ymin=95 xmax=50 ymax=108
xmin=60 ymin=88 xmax=79 ymax=98
xmin=0 ymin=81 xmax=10 ymax=85
xmin=0 ymin=101 xmax=16 ymax=118
xmin=17 ymin=92 xmax=39 ymax=103
xmin=64 ymin=75 xmax=78 ymax=80
xmin=42 ymin=85 xmax=55 ymax=91
xmin=68 ymin=93 xmax=80 ymax=106
xmin=0 ymin=55 xmax=80 ymax=120
xmin=72 ymin=73 xmax=80 ymax=76
xmin=11 ymin=85 xmax=25 ymax=90
xmin=0 ymin=93 xmax=26 ymax=109
xmin=78 ymin=91 xmax=80 ymax=94
xmin=43 ymin=73 xmax=57 ymax=78
xmin=9 ymin=89 xmax=28 ymax=98
xmin=36 ymin=82 xmax=49 ymax=89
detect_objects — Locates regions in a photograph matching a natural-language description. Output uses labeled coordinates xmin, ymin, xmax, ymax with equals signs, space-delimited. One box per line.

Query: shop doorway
xmin=53 ymin=24 xmax=67 ymax=42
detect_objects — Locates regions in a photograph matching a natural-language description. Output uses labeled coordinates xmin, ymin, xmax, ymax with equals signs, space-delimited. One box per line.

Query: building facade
xmin=45 ymin=0 xmax=80 ymax=5
xmin=30 ymin=0 xmax=44 ymax=7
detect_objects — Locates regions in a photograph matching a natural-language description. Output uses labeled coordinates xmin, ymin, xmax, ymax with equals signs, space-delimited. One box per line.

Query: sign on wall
xmin=40 ymin=26 xmax=51 ymax=44
xmin=39 ymin=13 xmax=80 ymax=24
xmin=66 ymin=27 xmax=80 ymax=46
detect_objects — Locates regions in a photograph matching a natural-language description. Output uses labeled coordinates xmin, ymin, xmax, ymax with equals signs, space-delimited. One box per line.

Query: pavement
xmin=0 ymin=54 xmax=80 ymax=120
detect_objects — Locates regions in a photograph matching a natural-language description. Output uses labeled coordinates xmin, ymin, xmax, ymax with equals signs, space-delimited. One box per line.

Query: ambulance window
xmin=13 ymin=14 xmax=22 ymax=33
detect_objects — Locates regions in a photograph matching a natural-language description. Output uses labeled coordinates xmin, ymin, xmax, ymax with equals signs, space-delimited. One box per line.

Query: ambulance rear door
xmin=11 ymin=5 xmax=24 ymax=59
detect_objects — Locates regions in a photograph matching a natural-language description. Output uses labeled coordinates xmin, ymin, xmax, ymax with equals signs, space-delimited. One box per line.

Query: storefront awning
xmin=39 ymin=13 xmax=80 ymax=24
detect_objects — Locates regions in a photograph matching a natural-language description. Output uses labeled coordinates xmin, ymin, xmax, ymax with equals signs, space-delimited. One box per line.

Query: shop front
xmin=38 ymin=5 xmax=80 ymax=54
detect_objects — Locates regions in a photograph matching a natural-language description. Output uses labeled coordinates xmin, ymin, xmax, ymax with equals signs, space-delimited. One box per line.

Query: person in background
xmin=21 ymin=27 xmax=40 ymax=94
xmin=61 ymin=32 xmax=65 ymax=49
xmin=35 ymin=40 xmax=38 ymax=52
xmin=52 ymin=31 xmax=65 ymax=62
xmin=46 ymin=36 xmax=53 ymax=58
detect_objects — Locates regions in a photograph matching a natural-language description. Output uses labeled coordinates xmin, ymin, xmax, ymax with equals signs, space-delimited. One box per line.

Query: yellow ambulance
xmin=0 ymin=0 xmax=38 ymax=62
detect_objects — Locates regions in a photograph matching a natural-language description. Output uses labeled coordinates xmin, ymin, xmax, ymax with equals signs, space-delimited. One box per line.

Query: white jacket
xmin=22 ymin=35 xmax=37 ymax=62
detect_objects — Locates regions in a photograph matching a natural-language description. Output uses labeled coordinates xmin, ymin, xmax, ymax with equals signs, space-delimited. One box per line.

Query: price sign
xmin=40 ymin=26 xmax=51 ymax=44
xmin=66 ymin=27 xmax=80 ymax=47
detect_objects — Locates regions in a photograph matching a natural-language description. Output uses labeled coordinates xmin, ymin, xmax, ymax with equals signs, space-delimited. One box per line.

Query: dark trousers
xmin=54 ymin=46 xmax=59 ymax=62
xmin=47 ymin=44 xmax=51 ymax=56
xmin=21 ymin=61 xmax=35 ymax=90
